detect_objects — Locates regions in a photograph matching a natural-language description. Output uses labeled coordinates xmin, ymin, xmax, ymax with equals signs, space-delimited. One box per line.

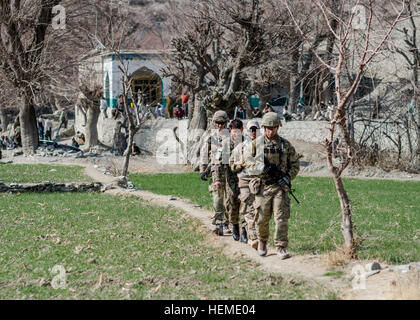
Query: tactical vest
xmin=263 ymin=136 xmax=285 ymax=185
xmin=264 ymin=136 xmax=284 ymax=166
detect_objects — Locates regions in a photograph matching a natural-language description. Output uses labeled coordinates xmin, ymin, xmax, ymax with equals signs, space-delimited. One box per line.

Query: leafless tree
xmin=0 ymin=0 xmax=63 ymax=154
xmin=387 ymin=0 xmax=419 ymax=164
xmin=284 ymin=0 xmax=406 ymax=255
xmin=163 ymin=0 xmax=283 ymax=167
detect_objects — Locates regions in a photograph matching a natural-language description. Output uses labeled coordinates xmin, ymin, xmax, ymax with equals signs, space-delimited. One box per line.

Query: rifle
xmin=263 ymin=158 xmax=300 ymax=204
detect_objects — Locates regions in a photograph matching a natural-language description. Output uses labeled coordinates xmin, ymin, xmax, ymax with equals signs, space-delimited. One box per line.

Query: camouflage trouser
xmin=254 ymin=183 xmax=290 ymax=248
xmin=239 ymin=187 xmax=257 ymax=240
xmin=209 ymin=171 xmax=240 ymax=225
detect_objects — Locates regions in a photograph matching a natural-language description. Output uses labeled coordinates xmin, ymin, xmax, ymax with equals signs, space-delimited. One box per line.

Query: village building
xmin=75 ymin=49 xmax=173 ymax=146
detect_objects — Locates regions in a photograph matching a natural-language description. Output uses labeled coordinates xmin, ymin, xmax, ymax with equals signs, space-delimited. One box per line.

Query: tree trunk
xmin=289 ymin=49 xmax=300 ymax=113
xmin=186 ymin=96 xmax=208 ymax=170
xmin=77 ymin=104 xmax=87 ymax=127
xmin=83 ymin=106 xmax=100 ymax=151
xmin=243 ymin=95 xmax=253 ymax=119
xmin=122 ymin=129 xmax=135 ymax=177
xmin=20 ymin=94 xmax=39 ymax=155
xmin=257 ymin=84 xmax=271 ymax=110
xmin=0 ymin=108 xmax=9 ymax=133
xmin=332 ymin=174 xmax=356 ymax=256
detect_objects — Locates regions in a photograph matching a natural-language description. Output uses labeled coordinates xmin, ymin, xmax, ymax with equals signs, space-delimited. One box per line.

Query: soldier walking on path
xmin=230 ymin=120 xmax=261 ymax=247
xmin=199 ymin=111 xmax=240 ymax=237
xmin=226 ymin=119 xmax=245 ymax=241
xmin=243 ymin=112 xmax=300 ymax=259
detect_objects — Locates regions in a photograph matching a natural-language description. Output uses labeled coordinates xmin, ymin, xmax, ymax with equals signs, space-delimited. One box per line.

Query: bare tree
xmin=284 ymin=0 xmax=406 ymax=255
xmin=0 ymin=0 xmax=62 ymax=154
xmin=164 ymin=0 xmax=282 ymax=167
xmin=387 ymin=0 xmax=419 ymax=164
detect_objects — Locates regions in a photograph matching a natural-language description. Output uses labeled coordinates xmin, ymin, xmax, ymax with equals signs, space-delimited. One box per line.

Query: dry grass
xmin=325 ymin=245 xmax=354 ymax=267
xmin=103 ymin=158 xmax=123 ymax=177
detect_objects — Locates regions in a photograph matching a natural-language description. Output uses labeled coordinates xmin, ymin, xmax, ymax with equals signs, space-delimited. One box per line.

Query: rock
xmin=365 ymin=262 xmax=381 ymax=272
xmin=389 ymin=264 xmax=410 ymax=273
xmin=49 ymin=169 xmax=57 ymax=172
xmin=168 ymin=196 xmax=177 ymax=201
xmin=117 ymin=176 xmax=129 ymax=188
xmin=13 ymin=151 xmax=23 ymax=157
xmin=100 ymin=184 xmax=114 ymax=192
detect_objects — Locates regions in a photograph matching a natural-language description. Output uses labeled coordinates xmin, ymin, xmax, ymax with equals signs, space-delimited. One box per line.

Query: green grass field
xmin=0 ymin=192 xmax=334 ymax=299
xmin=129 ymin=173 xmax=420 ymax=265
xmin=0 ymin=164 xmax=92 ymax=183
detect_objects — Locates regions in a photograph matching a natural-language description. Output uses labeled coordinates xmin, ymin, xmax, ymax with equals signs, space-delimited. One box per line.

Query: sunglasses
xmin=249 ymin=127 xmax=258 ymax=132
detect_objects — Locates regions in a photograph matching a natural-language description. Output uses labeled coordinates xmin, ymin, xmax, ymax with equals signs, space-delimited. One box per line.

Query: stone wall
xmin=0 ymin=182 xmax=103 ymax=193
xmin=74 ymin=110 xmax=417 ymax=156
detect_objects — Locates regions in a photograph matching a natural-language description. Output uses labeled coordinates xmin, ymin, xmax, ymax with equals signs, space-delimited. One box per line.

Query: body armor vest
xmin=264 ymin=138 xmax=283 ymax=166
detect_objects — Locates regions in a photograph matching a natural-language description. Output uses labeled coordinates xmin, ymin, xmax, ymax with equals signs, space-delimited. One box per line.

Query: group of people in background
xmin=166 ymin=92 xmax=190 ymax=120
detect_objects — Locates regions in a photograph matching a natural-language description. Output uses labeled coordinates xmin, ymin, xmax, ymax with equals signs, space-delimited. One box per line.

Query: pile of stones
xmin=0 ymin=182 xmax=104 ymax=193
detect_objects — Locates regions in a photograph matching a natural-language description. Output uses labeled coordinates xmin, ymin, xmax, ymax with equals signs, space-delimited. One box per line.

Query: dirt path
xmin=3 ymin=150 xmax=419 ymax=299
xmin=82 ymin=164 xmax=419 ymax=300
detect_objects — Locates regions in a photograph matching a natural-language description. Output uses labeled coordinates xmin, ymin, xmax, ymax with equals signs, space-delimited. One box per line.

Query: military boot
xmin=212 ymin=224 xmax=223 ymax=236
xmin=276 ymin=247 xmax=291 ymax=260
xmin=258 ymin=240 xmax=267 ymax=256
xmin=240 ymin=227 xmax=248 ymax=243
xmin=232 ymin=224 xmax=240 ymax=241
xmin=223 ymin=223 xmax=232 ymax=234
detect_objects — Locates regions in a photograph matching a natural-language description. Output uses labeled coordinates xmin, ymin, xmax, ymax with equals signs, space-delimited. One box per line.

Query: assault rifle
xmin=263 ymin=158 xmax=300 ymax=204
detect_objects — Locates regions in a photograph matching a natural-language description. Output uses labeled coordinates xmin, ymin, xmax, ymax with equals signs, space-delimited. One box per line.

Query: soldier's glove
xmin=278 ymin=174 xmax=291 ymax=189
xmin=200 ymin=172 xmax=208 ymax=181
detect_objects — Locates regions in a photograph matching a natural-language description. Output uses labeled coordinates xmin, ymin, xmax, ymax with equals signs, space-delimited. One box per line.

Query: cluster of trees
xmin=0 ymin=0 xmax=162 ymax=152
xmin=164 ymin=0 xmax=418 ymax=254
xmin=0 ymin=0 xmax=417 ymax=254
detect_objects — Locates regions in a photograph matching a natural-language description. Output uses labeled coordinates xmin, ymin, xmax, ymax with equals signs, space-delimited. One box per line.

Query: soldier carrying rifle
xmin=242 ymin=112 xmax=300 ymax=259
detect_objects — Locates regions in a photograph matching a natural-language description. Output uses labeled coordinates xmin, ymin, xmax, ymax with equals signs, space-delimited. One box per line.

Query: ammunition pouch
xmin=249 ymin=178 xmax=261 ymax=195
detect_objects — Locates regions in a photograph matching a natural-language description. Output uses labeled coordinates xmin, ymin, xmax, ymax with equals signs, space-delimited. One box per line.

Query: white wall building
xmin=76 ymin=50 xmax=174 ymax=146
xmin=79 ymin=50 xmax=173 ymax=108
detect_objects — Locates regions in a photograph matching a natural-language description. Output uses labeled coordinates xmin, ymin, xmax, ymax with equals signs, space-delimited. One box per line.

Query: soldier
xmin=227 ymin=119 xmax=245 ymax=240
xmin=230 ymin=120 xmax=261 ymax=247
xmin=243 ymin=112 xmax=300 ymax=259
xmin=199 ymin=110 xmax=240 ymax=238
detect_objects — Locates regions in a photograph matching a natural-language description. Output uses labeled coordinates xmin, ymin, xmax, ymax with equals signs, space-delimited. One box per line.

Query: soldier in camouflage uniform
xmin=230 ymin=120 xmax=261 ymax=247
xmin=199 ymin=111 xmax=241 ymax=237
xmin=226 ymin=119 xmax=245 ymax=240
xmin=243 ymin=112 xmax=300 ymax=259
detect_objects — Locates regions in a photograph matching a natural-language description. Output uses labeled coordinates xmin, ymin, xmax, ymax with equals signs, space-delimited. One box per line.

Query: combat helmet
xmin=212 ymin=110 xmax=229 ymax=123
xmin=261 ymin=112 xmax=282 ymax=127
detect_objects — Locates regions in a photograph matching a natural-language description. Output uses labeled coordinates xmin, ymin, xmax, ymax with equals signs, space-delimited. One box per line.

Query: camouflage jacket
xmin=200 ymin=129 xmax=241 ymax=183
xmin=243 ymin=134 xmax=300 ymax=182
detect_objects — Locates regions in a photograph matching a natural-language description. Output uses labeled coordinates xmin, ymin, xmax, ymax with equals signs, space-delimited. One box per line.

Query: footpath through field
xmin=82 ymin=164 xmax=420 ymax=300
